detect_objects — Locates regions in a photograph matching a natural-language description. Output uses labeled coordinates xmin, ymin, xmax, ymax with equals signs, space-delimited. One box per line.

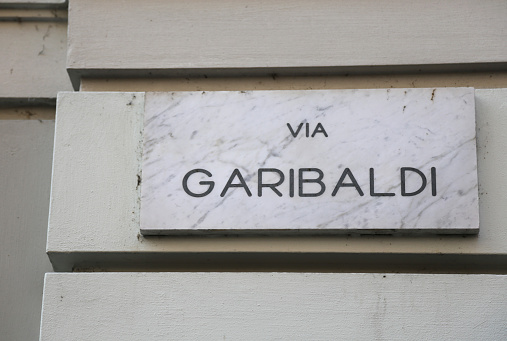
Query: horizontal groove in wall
xmin=0 ymin=97 xmax=56 ymax=108
xmin=48 ymin=252 xmax=507 ymax=275
xmin=0 ymin=8 xmax=67 ymax=21
xmin=79 ymin=72 xmax=507 ymax=92
xmin=0 ymin=1 xmax=67 ymax=10
xmin=69 ymin=63 xmax=507 ymax=91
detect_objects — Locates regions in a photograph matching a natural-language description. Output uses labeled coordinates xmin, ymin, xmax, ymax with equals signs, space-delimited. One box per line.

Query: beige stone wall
xmin=0 ymin=3 xmax=68 ymax=340
xmin=2 ymin=1 xmax=507 ymax=340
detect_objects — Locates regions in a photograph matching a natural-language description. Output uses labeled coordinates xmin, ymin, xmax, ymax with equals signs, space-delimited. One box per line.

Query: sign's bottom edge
xmin=140 ymin=227 xmax=480 ymax=236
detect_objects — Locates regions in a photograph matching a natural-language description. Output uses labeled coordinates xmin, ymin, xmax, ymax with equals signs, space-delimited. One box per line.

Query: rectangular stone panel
xmin=0 ymin=19 xmax=72 ymax=101
xmin=141 ymin=88 xmax=479 ymax=234
xmin=46 ymin=90 xmax=507 ymax=271
xmin=66 ymin=0 xmax=507 ymax=89
xmin=40 ymin=273 xmax=507 ymax=341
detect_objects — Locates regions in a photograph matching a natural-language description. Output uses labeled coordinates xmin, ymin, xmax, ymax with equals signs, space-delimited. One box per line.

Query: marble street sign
xmin=140 ymin=88 xmax=479 ymax=235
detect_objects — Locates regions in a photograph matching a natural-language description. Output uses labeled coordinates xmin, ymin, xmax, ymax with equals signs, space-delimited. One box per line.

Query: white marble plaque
xmin=141 ymin=88 xmax=479 ymax=235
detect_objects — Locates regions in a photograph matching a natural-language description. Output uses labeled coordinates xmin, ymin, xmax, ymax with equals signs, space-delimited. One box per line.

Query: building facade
xmin=1 ymin=1 xmax=507 ymax=340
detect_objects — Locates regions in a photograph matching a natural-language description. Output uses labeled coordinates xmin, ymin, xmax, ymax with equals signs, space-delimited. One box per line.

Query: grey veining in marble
xmin=141 ymin=88 xmax=479 ymax=234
